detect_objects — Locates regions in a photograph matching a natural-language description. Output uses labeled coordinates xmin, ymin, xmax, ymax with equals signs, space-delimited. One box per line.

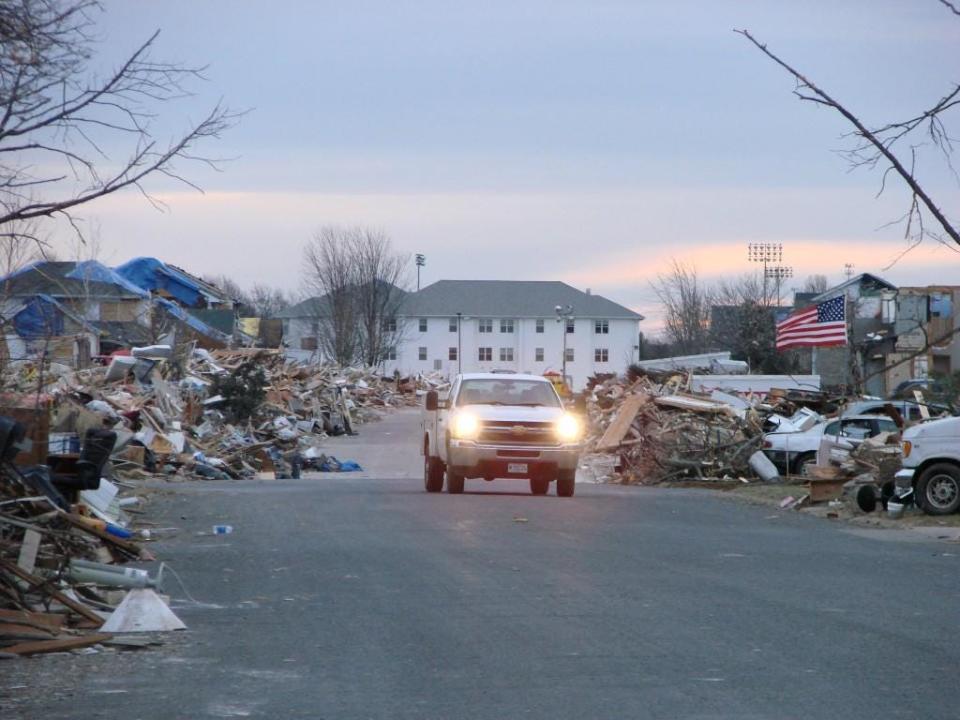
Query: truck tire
xmin=530 ymin=477 xmax=549 ymax=495
xmin=916 ymin=463 xmax=960 ymax=515
xmin=557 ymin=470 xmax=575 ymax=498
xmin=424 ymin=454 xmax=444 ymax=493
xmin=446 ymin=469 xmax=465 ymax=494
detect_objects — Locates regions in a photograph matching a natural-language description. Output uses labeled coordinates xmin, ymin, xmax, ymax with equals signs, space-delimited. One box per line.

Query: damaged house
xmin=0 ymin=260 xmax=235 ymax=367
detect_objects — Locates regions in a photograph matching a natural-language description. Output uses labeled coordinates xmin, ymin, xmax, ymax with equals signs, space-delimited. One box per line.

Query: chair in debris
xmin=0 ymin=415 xmax=69 ymax=511
xmin=50 ymin=428 xmax=117 ymax=499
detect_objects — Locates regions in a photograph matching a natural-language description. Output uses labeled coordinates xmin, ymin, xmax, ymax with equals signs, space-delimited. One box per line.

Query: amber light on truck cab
xmin=450 ymin=411 xmax=481 ymax=440
xmin=902 ymin=440 xmax=912 ymax=458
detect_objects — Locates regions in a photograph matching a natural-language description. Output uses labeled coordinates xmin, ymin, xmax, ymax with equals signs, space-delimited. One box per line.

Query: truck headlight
xmin=451 ymin=412 xmax=481 ymax=440
xmin=902 ymin=440 xmax=912 ymax=458
xmin=555 ymin=413 xmax=582 ymax=443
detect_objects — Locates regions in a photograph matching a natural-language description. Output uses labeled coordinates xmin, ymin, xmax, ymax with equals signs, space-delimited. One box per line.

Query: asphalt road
xmin=5 ymin=408 xmax=960 ymax=719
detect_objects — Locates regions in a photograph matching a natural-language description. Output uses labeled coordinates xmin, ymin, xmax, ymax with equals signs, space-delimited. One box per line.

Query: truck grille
xmin=478 ymin=420 xmax=558 ymax=447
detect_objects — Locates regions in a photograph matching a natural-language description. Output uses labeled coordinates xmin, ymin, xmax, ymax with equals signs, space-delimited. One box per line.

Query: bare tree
xmin=302 ymin=227 xmax=360 ymax=365
xmin=247 ymin=284 xmax=291 ymax=318
xmin=712 ymin=272 xmax=800 ymax=373
xmin=736 ymin=7 xmax=960 ymax=256
xmin=802 ymin=274 xmax=829 ymax=294
xmin=650 ymin=259 xmax=712 ymax=354
xmin=351 ymin=228 xmax=409 ymax=366
xmin=0 ymin=0 xmax=239 ymax=245
xmin=203 ymin=275 xmax=250 ymax=306
xmin=300 ymin=226 xmax=409 ymax=367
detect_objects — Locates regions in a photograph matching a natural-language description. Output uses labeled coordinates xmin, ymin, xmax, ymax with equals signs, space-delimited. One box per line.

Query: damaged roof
xmin=0 ymin=261 xmax=150 ymax=300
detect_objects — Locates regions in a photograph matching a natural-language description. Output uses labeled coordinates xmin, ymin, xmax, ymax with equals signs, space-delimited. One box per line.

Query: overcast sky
xmin=48 ymin=1 xmax=960 ymax=327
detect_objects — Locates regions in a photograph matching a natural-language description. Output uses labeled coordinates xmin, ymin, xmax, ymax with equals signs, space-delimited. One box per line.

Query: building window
xmin=595 ymin=348 xmax=609 ymax=362
xmin=566 ymin=319 xmax=575 ymax=334
xmin=499 ymin=347 xmax=514 ymax=362
xmin=384 ymin=317 xmax=397 ymax=333
xmin=535 ymin=347 xmax=544 ymax=362
xmin=449 ymin=317 xmax=458 ymax=332
xmin=300 ymin=336 xmax=318 ymax=351
xmin=479 ymin=318 xmax=492 ymax=333
xmin=565 ymin=348 xmax=574 ymax=362
xmin=595 ymin=319 xmax=609 ymax=334
xmin=386 ymin=347 xmax=397 ymax=360
xmin=419 ymin=318 xmax=428 ymax=332
xmin=500 ymin=318 xmax=514 ymax=333
xmin=419 ymin=346 xmax=427 ymax=361
xmin=449 ymin=347 xmax=458 ymax=361
xmin=536 ymin=319 xmax=544 ymax=333
xmin=478 ymin=347 xmax=492 ymax=362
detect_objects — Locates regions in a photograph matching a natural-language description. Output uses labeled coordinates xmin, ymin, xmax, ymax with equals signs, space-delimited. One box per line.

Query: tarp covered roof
xmin=0 ymin=260 xmax=149 ymax=300
xmin=115 ymin=257 xmax=231 ymax=308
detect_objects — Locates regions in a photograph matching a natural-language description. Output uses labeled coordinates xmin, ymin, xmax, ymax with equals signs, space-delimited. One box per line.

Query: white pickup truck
xmin=422 ymin=372 xmax=582 ymax=496
xmin=896 ymin=415 xmax=960 ymax=515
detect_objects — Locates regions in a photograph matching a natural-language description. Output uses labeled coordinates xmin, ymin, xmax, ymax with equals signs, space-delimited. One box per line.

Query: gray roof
xmin=274 ymin=297 xmax=327 ymax=319
xmin=277 ymin=281 xmax=642 ymax=321
xmin=811 ymin=273 xmax=896 ymax=302
xmin=402 ymin=281 xmax=642 ymax=319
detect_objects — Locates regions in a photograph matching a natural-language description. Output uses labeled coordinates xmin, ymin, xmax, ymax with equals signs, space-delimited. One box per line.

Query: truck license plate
xmin=507 ymin=463 xmax=528 ymax=474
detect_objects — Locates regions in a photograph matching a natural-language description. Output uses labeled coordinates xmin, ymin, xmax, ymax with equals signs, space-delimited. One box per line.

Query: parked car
xmin=887 ymin=378 xmax=947 ymax=400
xmin=895 ymin=415 xmax=960 ymax=515
xmin=840 ymin=398 xmax=953 ymax=424
xmin=764 ymin=414 xmax=900 ymax=475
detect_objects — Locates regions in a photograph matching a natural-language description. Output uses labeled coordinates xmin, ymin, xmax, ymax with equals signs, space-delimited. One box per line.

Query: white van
xmin=896 ymin=416 xmax=960 ymax=515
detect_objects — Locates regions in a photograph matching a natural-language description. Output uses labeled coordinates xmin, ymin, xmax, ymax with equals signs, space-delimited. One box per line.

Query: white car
xmin=763 ymin=414 xmax=900 ymax=474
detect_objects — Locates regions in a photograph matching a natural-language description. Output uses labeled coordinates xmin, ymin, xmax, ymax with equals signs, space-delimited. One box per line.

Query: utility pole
xmin=555 ymin=304 xmax=574 ymax=388
xmin=843 ymin=263 xmax=855 ymax=280
xmin=457 ymin=311 xmax=462 ymax=374
xmin=415 ymin=254 xmax=425 ymax=290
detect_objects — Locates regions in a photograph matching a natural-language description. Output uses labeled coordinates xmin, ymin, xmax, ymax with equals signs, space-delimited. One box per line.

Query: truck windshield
xmin=457 ymin=379 xmax=561 ymax=408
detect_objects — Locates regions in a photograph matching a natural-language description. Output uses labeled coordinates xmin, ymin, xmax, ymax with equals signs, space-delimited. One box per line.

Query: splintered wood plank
xmin=0 ymin=623 xmax=57 ymax=641
xmin=596 ymin=394 xmax=651 ymax=451
xmin=0 ymin=559 xmax=104 ymax=626
xmin=0 ymin=609 xmax=66 ymax=630
xmin=4 ymin=633 xmax=113 ymax=656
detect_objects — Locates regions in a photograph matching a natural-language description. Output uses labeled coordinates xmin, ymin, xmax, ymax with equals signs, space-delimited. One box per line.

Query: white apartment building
xmin=280 ymin=280 xmax=643 ymax=391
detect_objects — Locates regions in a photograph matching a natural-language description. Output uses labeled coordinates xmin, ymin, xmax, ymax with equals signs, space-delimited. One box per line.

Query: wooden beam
xmin=3 ymin=633 xmax=113 ymax=656
xmin=596 ymin=394 xmax=651 ymax=451
xmin=0 ymin=559 xmax=103 ymax=626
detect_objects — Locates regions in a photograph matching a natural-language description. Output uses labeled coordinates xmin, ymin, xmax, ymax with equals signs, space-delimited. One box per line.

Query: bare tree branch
xmin=735 ymin=27 xmax=960 ymax=250
xmin=0 ymin=0 xmax=240 ymax=247
xmin=938 ymin=0 xmax=960 ymax=16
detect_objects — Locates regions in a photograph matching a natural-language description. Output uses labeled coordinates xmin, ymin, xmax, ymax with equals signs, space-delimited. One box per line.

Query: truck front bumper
xmin=895 ymin=468 xmax=916 ymax=489
xmin=448 ymin=439 xmax=580 ymax=479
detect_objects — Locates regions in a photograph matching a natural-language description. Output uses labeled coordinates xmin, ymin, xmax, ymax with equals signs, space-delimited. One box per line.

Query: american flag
xmin=776 ymin=295 xmax=847 ymax=351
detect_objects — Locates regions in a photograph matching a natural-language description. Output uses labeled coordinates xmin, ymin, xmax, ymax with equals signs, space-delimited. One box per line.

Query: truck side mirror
xmin=425 ymin=391 xmax=439 ymax=412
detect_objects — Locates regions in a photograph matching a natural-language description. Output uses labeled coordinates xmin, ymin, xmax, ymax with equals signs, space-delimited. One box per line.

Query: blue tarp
xmin=66 ymin=261 xmax=150 ymax=298
xmin=115 ymin=257 xmax=207 ymax=307
xmin=14 ymin=296 xmax=64 ymax=338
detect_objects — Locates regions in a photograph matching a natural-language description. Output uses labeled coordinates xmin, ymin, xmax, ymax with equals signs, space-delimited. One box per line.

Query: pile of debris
xmin=0 ymin=348 xmax=443 ymax=660
xmin=584 ymin=373 xmax=773 ymax=484
xmin=0 ymin=347 xmax=440 ymax=482
xmin=0 ymin=459 xmax=177 ymax=657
